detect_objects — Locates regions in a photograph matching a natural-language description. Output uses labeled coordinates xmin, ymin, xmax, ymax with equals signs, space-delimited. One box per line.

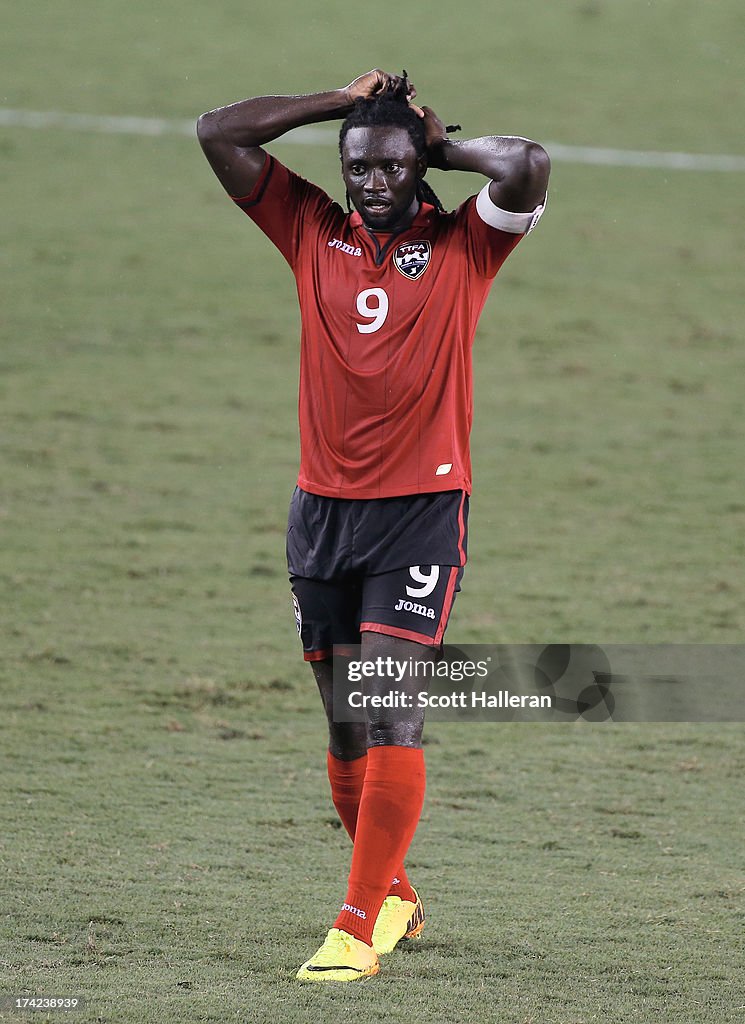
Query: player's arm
xmin=415 ymin=105 xmax=550 ymax=213
xmin=196 ymin=69 xmax=416 ymax=197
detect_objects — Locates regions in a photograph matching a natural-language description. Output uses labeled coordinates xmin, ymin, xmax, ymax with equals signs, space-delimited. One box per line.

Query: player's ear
xmin=417 ymin=154 xmax=428 ymax=178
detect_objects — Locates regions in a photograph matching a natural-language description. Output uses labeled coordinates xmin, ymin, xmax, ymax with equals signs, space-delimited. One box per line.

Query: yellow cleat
xmin=296 ymin=928 xmax=380 ymax=982
xmin=372 ymin=889 xmax=425 ymax=955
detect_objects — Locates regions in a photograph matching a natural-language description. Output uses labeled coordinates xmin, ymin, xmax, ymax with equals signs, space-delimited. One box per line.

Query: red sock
xmin=385 ymin=872 xmax=416 ymax=903
xmin=327 ymin=751 xmax=417 ymax=903
xmin=332 ymin=746 xmax=426 ymax=945
xmin=326 ymin=750 xmax=366 ymax=839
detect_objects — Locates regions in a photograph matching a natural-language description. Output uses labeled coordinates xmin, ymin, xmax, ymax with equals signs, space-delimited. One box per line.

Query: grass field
xmin=2 ymin=1 xmax=744 ymax=1021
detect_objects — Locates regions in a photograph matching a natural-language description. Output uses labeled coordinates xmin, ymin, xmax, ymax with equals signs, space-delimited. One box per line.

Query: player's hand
xmin=344 ymin=69 xmax=417 ymax=104
xmin=414 ymin=105 xmax=450 ymax=168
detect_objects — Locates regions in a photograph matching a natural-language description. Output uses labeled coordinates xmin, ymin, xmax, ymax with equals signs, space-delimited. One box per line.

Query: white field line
xmin=2 ymin=107 xmax=745 ymax=172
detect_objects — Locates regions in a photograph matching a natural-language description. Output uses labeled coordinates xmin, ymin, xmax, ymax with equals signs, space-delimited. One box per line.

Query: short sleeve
xmin=455 ymin=184 xmax=547 ymax=279
xmin=230 ymin=155 xmax=339 ymax=269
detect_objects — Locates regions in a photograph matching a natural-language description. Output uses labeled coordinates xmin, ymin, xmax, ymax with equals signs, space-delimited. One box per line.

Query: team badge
xmin=393 ymin=240 xmax=431 ymax=280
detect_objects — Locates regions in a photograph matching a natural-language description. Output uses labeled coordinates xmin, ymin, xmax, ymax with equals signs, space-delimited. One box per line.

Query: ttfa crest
xmin=393 ymin=240 xmax=431 ymax=280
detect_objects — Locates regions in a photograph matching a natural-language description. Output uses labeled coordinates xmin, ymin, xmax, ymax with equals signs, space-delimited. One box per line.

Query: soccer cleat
xmin=372 ymin=889 xmax=425 ymax=955
xmin=296 ymin=928 xmax=380 ymax=982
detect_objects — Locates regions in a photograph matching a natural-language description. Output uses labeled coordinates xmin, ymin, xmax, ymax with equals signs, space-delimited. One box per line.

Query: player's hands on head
xmin=345 ymin=69 xmax=417 ymax=105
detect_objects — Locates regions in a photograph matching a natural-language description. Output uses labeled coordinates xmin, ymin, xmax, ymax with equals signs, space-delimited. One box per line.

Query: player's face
xmin=341 ymin=126 xmax=424 ymax=232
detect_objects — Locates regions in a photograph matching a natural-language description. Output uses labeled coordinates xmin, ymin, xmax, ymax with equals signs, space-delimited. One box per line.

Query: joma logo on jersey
xmin=394 ymin=597 xmax=436 ymax=619
xmin=393 ymin=240 xmax=431 ymax=280
xmin=328 ymin=237 xmax=362 ymax=257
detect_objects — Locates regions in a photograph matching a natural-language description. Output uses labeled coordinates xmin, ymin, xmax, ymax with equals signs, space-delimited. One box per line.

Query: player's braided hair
xmin=339 ymin=72 xmax=460 ymax=215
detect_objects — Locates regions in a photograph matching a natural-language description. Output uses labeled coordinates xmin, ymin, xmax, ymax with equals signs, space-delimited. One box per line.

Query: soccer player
xmin=197 ymin=69 xmax=549 ymax=981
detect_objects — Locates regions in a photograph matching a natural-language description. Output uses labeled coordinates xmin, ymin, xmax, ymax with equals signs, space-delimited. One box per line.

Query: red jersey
xmin=233 ymin=155 xmax=542 ymax=499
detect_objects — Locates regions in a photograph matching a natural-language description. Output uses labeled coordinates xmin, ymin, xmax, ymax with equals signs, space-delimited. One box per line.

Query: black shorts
xmin=287 ymin=487 xmax=468 ymax=660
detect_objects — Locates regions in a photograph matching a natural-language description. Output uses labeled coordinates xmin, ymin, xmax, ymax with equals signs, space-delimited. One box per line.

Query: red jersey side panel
xmin=233 ymin=157 xmax=523 ymax=499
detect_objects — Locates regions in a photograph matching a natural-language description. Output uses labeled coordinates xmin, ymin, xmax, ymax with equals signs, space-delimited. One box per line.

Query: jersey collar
xmin=349 ymin=203 xmax=436 ymax=266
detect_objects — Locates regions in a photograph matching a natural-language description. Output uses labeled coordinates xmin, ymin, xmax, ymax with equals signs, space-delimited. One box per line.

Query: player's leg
xmin=311 ymin=657 xmax=368 ymax=847
xmin=314 ymin=653 xmax=421 ymax=898
xmin=312 ymin=658 xmax=418 ymax=962
xmin=291 ymin=572 xmax=414 ymax=889
xmin=290 ymin=589 xmax=427 ymax=978
xmin=298 ymin=633 xmax=431 ymax=981
xmin=311 ymin=657 xmax=367 ymax=762
xmin=290 ymin=576 xmax=381 ymax=980
xmin=329 ymin=630 xmax=431 ymax=950
xmin=290 ymin=571 xmax=367 ymax=790
xmin=345 ymin=562 xmax=464 ymax=956
xmin=296 ymin=576 xmax=419 ymax=890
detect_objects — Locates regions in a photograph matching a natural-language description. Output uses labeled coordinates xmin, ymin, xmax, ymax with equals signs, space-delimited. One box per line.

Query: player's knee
xmin=328 ymin=720 xmax=367 ymax=761
xmin=367 ymin=715 xmax=423 ymax=749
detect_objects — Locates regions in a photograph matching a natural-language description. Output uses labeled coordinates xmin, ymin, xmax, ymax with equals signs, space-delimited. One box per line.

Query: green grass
xmin=2 ymin=1 xmax=745 ymax=1021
